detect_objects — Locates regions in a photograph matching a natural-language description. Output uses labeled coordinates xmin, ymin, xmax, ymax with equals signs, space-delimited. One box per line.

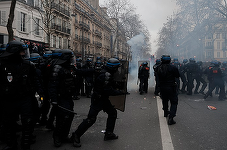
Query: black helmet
xmin=43 ymin=51 xmax=52 ymax=58
xmin=106 ymin=58 xmax=121 ymax=72
xmin=183 ymin=59 xmax=188 ymax=64
xmin=197 ymin=61 xmax=202 ymax=66
xmin=142 ymin=61 xmax=148 ymax=66
xmin=52 ymin=49 xmax=74 ymax=65
xmin=161 ymin=55 xmax=171 ymax=64
xmin=189 ymin=58 xmax=196 ymax=63
xmin=0 ymin=41 xmax=27 ymax=57
xmin=86 ymin=58 xmax=92 ymax=62
xmin=29 ymin=53 xmax=41 ymax=62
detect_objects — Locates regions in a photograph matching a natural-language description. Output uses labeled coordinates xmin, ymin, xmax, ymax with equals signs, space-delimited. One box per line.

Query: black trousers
xmin=139 ymin=77 xmax=148 ymax=93
xmin=205 ymin=78 xmax=225 ymax=99
xmin=75 ymin=96 xmax=117 ymax=137
xmin=53 ymin=98 xmax=74 ymax=139
xmin=2 ymin=94 xmax=33 ymax=148
xmin=160 ymin=85 xmax=178 ymax=118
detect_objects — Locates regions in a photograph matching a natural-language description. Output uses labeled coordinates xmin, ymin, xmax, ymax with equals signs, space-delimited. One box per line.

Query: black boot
xmin=70 ymin=132 xmax=81 ymax=147
xmin=53 ymin=135 xmax=62 ymax=147
xmin=104 ymin=132 xmax=118 ymax=141
xmin=203 ymin=94 xmax=208 ymax=99
xmin=167 ymin=117 xmax=176 ymax=125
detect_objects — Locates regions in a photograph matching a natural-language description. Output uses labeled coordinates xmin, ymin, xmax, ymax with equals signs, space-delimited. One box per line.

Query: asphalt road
xmin=1 ymin=84 xmax=227 ymax=150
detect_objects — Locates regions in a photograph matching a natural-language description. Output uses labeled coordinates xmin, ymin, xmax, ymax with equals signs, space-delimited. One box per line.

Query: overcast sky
xmin=99 ymin=0 xmax=178 ymax=54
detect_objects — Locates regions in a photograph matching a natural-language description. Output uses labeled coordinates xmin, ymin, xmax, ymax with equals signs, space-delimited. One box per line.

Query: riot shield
xmin=109 ymin=60 xmax=129 ymax=112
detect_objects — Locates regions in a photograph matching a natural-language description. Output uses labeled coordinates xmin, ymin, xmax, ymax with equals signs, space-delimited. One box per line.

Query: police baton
xmin=57 ymin=105 xmax=77 ymax=115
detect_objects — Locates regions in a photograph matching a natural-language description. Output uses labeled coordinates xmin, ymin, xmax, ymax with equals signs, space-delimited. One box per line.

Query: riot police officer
xmin=73 ymin=58 xmax=84 ymax=100
xmin=138 ymin=61 xmax=150 ymax=94
xmin=221 ymin=61 xmax=227 ymax=94
xmin=204 ymin=61 xmax=226 ymax=100
xmin=48 ymin=49 xmax=77 ymax=147
xmin=0 ymin=41 xmax=43 ymax=150
xmin=70 ymin=58 xmax=125 ymax=147
xmin=180 ymin=59 xmax=188 ymax=93
xmin=153 ymin=59 xmax=161 ymax=96
xmin=156 ymin=55 xmax=180 ymax=125
xmin=82 ymin=58 xmax=95 ymax=98
xmin=194 ymin=61 xmax=207 ymax=95
xmin=173 ymin=60 xmax=181 ymax=93
xmin=185 ymin=58 xmax=199 ymax=95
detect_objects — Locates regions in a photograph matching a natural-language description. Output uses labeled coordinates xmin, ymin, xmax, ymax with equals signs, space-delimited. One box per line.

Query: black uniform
xmin=156 ymin=55 xmax=180 ymax=125
xmin=71 ymin=58 xmax=124 ymax=147
xmin=82 ymin=59 xmax=94 ymax=98
xmin=0 ymin=41 xmax=43 ymax=150
xmin=184 ymin=58 xmax=199 ymax=95
xmin=153 ymin=60 xmax=161 ymax=96
xmin=138 ymin=62 xmax=150 ymax=94
xmin=194 ymin=61 xmax=207 ymax=94
xmin=48 ymin=49 xmax=76 ymax=147
xmin=204 ymin=63 xmax=225 ymax=100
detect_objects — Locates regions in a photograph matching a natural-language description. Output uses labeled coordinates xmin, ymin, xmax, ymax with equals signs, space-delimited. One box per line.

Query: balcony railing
xmin=51 ymin=24 xmax=71 ymax=35
xmin=51 ymin=2 xmax=70 ymax=17
xmin=79 ymin=21 xmax=90 ymax=31
xmin=79 ymin=36 xmax=91 ymax=44
xmin=95 ymin=30 xmax=102 ymax=38
xmin=94 ymin=41 xmax=102 ymax=48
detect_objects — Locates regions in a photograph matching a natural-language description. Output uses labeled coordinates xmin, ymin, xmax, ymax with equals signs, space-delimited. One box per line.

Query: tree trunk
xmin=7 ymin=0 xmax=17 ymax=42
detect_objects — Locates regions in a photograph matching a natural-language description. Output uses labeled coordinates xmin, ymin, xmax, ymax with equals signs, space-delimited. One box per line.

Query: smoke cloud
xmin=127 ymin=33 xmax=155 ymax=92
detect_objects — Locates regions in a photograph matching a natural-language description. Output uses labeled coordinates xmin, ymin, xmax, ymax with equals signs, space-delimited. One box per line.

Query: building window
xmin=222 ymin=33 xmax=226 ymax=39
xmin=224 ymin=52 xmax=226 ymax=58
xmin=35 ymin=18 xmax=40 ymax=35
xmin=206 ymin=51 xmax=212 ymax=57
xmin=217 ymin=42 xmax=220 ymax=50
xmin=217 ymin=52 xmax=220 ymax=58
xmin=222 ymin=42 xmax=226 ymax=50
xmin=21 ymin=12 xmax=26 ymax=32
xmin=216 ymin=33 xmax=220 ymax=39
xmin=63 ymin=38 xmax=67 ymax=49
xmin=59 ymin=37 xmax=62 ymax=49
xmin=53 ymin=36 xmax=56 ymax=48
xmin=0 ymin=11 xmax=6 ymax=26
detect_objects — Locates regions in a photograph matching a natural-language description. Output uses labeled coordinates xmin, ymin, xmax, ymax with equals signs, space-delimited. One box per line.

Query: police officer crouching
xmin=156 ymin=55 xmax=180 ymax=125
xmin=48 ymin=49 xmax=76 ymax=147
xmin=0 ymin=41 xmax=43 ymax=150
xmin=70 ymin=58 xmax=125 ymax=147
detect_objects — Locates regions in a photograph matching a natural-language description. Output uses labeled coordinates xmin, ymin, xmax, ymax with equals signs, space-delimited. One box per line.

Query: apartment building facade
xmin=0 ymin=0 xmax=44 ymax=45
xmin=0 ymin=0 xmax=129 ymax=60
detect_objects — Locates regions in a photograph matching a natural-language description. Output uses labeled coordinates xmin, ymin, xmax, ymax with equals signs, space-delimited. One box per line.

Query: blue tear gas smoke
xmin=127 ymin=33 xmax=155 ymax=92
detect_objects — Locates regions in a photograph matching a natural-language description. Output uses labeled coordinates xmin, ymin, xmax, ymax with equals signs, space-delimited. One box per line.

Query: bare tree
xmin=7 ymin=0 xmax=16 ymax=42
xmin=103 ymin=0 xmax=152 ymax=57
xmin=27 ymin=0 xmax=71 ymax=50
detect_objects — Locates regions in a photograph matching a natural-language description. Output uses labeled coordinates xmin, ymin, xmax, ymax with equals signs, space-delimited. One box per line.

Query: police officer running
xmin=203 ymin=61 xmax=226 ymax=100
xmin=70 ymin=58 xmax=125 ymax=147
xmin=156 ymin=55 xmax=180 ymax=125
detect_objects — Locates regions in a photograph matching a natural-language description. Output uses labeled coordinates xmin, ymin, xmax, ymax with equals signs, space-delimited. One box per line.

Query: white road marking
xmin=157 ymin=96 xmax=174 ymax=150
